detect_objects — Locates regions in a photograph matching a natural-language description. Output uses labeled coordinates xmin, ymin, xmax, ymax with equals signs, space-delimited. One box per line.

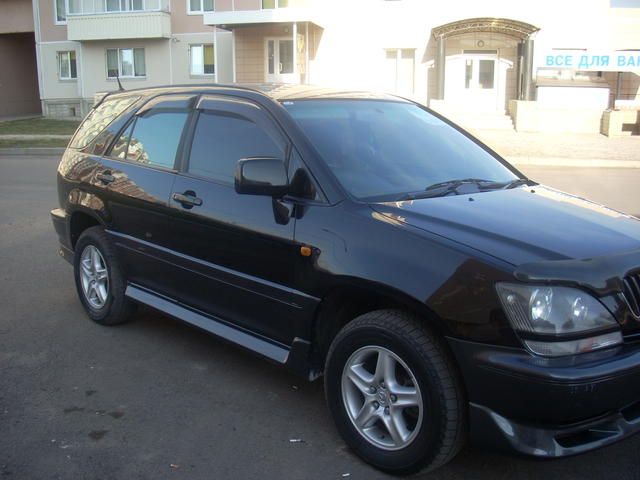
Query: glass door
xmin=462 ymin=52 xmax=498 ymax=111
xmin=265 ymin=38 xmax=296 ymax=83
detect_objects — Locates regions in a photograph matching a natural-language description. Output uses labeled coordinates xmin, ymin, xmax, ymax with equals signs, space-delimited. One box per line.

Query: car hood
xmin=370 ymin=185 xmax=640 ymax=266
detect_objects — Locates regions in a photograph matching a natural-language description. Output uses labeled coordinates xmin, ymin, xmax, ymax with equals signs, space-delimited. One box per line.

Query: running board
xmin=125 ymin=284 xmax=290 ymax=364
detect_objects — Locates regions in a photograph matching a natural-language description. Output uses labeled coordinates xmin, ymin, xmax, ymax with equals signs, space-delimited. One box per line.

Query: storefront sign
xmin=543 ymin=50 xmax=640 ymax=72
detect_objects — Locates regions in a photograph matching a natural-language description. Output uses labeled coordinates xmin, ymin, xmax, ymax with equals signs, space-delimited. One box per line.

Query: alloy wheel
xmin=341 ymin=345 xmax=423 ymax=450
xmin=79 ymin=245 xmax=109 ymax=309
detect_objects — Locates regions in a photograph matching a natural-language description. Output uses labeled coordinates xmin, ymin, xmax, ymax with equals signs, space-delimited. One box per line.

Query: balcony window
xmin=107 ymin=48 xmax=146 ymax=78
xmin=188 ymin=0 xmax=213 ymax=13
xmin=58 ymin=51 xmax=77 ymax=80
xmin=68 ymin=0 xmax=162 ymax=14
xmin=262 ymin=0 xmax=288 ymax=8
xmin=190 ymin=44 xmax=215 ymax=75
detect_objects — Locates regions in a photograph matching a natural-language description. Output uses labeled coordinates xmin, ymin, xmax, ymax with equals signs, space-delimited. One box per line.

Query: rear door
xmin=100 ymin=94 xmax=194 ymax=297
xmin=167 ymin=95 xmax=305 ymax=345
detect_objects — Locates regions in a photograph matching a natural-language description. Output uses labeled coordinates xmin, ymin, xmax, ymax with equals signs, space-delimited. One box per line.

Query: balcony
xmin=66 ymin=0 xmax=171 ymax=41
xmin=203 ymin=0 xmax=323 ymax=28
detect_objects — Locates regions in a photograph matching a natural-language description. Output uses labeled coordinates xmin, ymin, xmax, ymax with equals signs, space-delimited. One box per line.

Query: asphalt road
xmin=1 ymin=154 xmax=640 ymax=480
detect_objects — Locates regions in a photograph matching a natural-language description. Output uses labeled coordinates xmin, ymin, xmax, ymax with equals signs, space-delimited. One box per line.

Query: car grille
xmin=623 ymin=273 xmax=640 ymax=317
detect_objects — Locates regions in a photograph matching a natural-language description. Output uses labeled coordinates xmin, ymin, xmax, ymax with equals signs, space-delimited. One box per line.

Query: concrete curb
xmin=0 ymin=147 xmax=65 ymax=156
xmin=507 ymin=156 xmax=640 ymax=169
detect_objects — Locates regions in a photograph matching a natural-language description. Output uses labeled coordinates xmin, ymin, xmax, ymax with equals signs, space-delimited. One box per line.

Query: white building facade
xmin=31 ymin=0 xmax=640 ymax=133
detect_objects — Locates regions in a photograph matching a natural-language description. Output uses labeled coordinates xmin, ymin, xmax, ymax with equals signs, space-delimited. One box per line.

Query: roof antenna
xmin=115 ymin=71 xmax=125 ymax=91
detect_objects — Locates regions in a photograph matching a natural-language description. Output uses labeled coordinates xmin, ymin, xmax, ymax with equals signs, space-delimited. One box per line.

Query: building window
xmin=190 ymin=44 xmax=215 ymax=75
xmin=107 ymin=48 xmax=146 ymax=78
xmin=262 ymin=0 xmax=288 ymax=8
xmin=55 ymin=0 xmax=67 ymax=23
xmin=58 ymin=51 xmax=77 ymax=80
xmin=188 ymin=0 xmax=213 ymax=13
xmin=384 ymin=49 xmax=415 ymax=95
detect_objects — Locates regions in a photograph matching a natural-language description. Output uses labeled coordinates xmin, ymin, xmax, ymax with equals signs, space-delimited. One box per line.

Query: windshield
xmin=283 ymin=99 xmax=519 ymax=201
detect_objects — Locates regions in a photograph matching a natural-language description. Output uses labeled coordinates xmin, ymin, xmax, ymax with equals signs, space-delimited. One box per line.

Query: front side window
xmin=188 ymin=0 xmax=213 ymax=13
xmin=283 ymin=100 xmax=518 ymax=200
xmin=188 ymin=111 xmax=284 ymax=183
xmin=58 ymin=51 xmax=77 ymax=80
xmin=190 ymin=44 xmax=215 ymax=75
xmin=106 ymin=48 xmax=146 ymax=78
xmin=114 ymin=111 xmax=188 ymax=168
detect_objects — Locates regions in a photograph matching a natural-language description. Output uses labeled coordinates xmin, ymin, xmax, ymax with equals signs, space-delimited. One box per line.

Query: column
xmin=293 ymin=22 xmax=298 ymax=83
xmin=435 ymin=35 xmax=445 ymax=100
xmin=522 ymin=36 xmax=535 ymax=101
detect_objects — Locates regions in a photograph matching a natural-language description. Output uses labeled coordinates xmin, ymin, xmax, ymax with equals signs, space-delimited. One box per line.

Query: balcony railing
xmin=67 ymin=0 xmax=169 ymax=16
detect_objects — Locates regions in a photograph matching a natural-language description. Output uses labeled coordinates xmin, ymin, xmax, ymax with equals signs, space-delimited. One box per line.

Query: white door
xmin=461 ymin=54 xmax=498 ymax=111
xmin=265 ymin=38 xmax=296 ymax=84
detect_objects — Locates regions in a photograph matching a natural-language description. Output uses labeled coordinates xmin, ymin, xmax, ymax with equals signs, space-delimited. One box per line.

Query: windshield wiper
xmin=499 ymin=178 xmax=535 ymax=189
xmin=399 ymin=177 xmax=533 ymax=201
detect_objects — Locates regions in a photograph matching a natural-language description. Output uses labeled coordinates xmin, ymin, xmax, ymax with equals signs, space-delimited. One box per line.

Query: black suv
xmin=51 ymin=84 xmax=640 ymax=474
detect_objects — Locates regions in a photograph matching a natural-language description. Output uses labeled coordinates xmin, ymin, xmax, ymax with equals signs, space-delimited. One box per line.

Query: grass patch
xmin=0 ymin=117 xmax=80 ymax=135
xmin=0 ymin=138 xmax=69 ymax=148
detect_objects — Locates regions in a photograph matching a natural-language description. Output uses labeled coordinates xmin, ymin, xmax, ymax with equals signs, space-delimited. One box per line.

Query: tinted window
xmin=70 ymin=95 xmax=139 ymax=149
xmin=117 ymin=111 xmax=188 ymax=168
xmin=283 ymin=100 xmax=518 ymax=200
xmin=188 ymin=111 xmax=284 ymax=183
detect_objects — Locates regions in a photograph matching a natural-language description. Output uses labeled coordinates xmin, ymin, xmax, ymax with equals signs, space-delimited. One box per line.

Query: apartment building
xmin=32 ymin=0 xmax=232 ymax=117
xmin=9 ymin=0 xmax=640 ymax=133
xmin=0 ymin=0 xmax=40 ymax=116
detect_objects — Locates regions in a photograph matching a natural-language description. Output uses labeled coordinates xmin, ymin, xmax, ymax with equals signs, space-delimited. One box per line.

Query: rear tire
xmin=73 ymin=226 xmax=135 ymax=326
xmin=324 ymin=309 xmax=466 ymax=475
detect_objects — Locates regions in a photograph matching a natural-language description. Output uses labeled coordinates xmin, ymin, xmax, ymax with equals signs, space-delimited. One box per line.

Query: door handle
xmin=279 ymin=62 xmax=283 ymax=73
xmin=97 ymin=171 xmax=115 ymax=184
xmin=172 ymin=191 xmax=203 ymax=208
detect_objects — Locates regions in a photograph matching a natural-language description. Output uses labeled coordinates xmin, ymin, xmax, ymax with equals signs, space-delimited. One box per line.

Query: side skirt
xmin=125 ymin=283 xmax=315 ymax=378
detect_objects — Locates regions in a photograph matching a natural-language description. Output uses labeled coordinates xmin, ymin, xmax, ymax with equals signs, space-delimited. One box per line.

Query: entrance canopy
xmin=432 ymin=17 xmax=539 ymax=40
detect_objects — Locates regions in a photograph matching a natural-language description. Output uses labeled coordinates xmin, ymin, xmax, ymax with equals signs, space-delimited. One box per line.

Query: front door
xmin=445 ymin=50 xmax=503 ymax=112
xmin=167 ymin=95 xmax=302 ymax=346
xmin=462 ymin=52 xmax=498 ymax=111
xmin=265 ymin=37 xmax=296 ymax=83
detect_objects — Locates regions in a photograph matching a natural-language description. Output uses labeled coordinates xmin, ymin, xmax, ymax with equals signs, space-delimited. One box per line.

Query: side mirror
xmin=235 ymin=157 xmax=289 ymax=197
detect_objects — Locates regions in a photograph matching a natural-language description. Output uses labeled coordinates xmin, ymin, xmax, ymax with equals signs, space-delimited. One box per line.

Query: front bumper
xmin=448 ymin=337 xmax=640 ymax=457
xmin=51 ymin=208 xmax=73 ymax=264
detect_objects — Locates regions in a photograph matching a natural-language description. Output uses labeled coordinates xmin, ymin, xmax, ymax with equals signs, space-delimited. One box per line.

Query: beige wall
xmin=79 ymin=38 xmax=171 ymax=96
xmin=0 ymin=32 xmax=41 ymax=115
xmin=38 ymin=40 xmax=81 ymax=99
xmin=0 ymin=0 xmax=34 ymax=33
xmin=235 ymin=24 xmax=290 ymax=83
xmin=37 ymin=0 xmax=68 ymax=41
xmin=171 ymin=1 xmax=214 ymax=34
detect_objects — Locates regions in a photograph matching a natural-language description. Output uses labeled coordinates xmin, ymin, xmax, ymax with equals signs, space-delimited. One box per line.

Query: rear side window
xmin=113 ymin=111 xmax=188 ymax=169
xmin=188 ymin=111 xmax=284 ymax=183
xmin=69 ymin=95 xmax=139 ymax=149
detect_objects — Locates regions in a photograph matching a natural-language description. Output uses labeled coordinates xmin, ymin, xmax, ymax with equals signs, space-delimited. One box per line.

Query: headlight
xmin=496 ymin=283 xmax=622 ymax=357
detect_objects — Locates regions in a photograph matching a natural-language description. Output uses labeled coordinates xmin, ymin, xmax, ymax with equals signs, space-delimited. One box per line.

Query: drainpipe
xmin=435 ymin=34 xmax=445 ymax=100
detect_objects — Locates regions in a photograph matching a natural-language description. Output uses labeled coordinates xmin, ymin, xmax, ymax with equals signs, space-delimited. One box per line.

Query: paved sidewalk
xmin=472 ymin=130 xmax=640 ymax=167
xmin=0 ymin=134 xmax=71 ymax=140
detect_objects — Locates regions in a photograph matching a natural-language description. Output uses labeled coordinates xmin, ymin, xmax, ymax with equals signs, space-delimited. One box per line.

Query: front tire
xmin=73 ymin=226 xmax=135 ymax=326
xmin=324 ymin=309 xmax=466 ymax=475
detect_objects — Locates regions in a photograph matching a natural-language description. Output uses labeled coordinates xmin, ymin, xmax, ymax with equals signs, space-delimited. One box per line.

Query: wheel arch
xmin=68 ymin=208 xmax=105 ymax=249
xmin=308 ymin=280 xmax=449 ymax=372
